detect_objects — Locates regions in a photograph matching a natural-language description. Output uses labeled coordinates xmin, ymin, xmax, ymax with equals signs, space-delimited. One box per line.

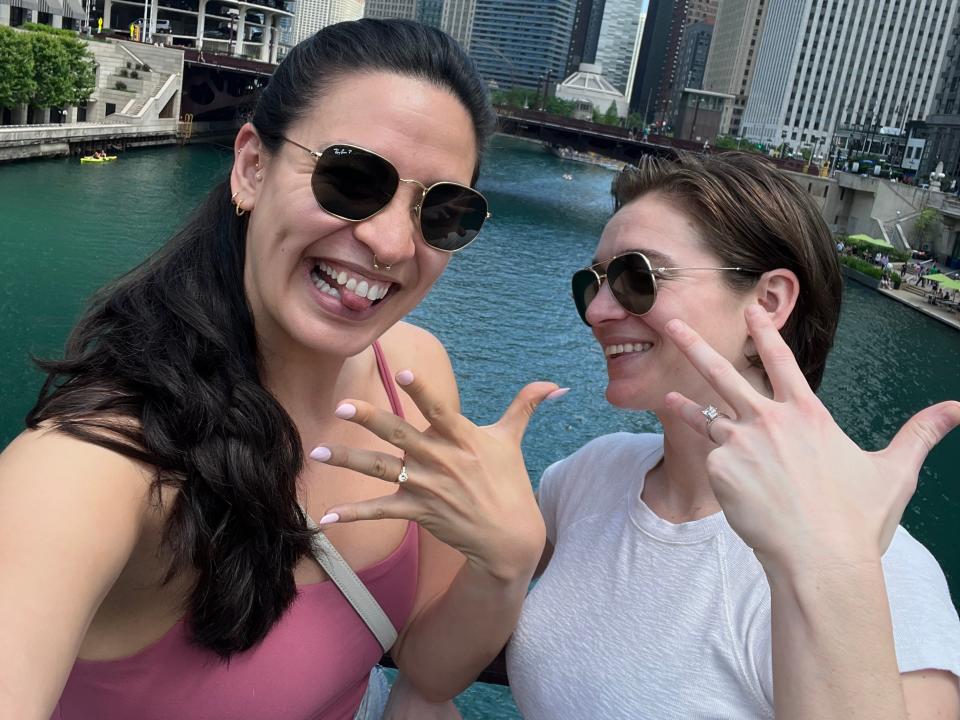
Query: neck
xmin=643 ymin=366 xmax=771 ymax=524
xmin=643 ymin=412 xmax=723 ymax=523
xmin=258 ymin=339 xmax=373 ymax=440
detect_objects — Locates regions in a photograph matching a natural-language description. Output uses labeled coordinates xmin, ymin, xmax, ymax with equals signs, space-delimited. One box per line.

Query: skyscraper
xmin=363 ymin=0 xmax=417 ymax=19
xmin=701 ymin=0 xmax=768 ymax=136
xmin=566 ymin=0 xmax=605 ymax=77
xmin=627 ymin=0 xmax=716 ymax=121
xmin=470 ymin=0 xmax=578 ymax=90
xmin=921 ymin=12 xmax=960 ymax=180
xmin=627 ymin=0 xmax=674 ymax=118
xmin=293 ymin=0 xmax=364 ymax=44
xmin=741 ymin=0 xmax=959 ymax=147
xmin=668 ymin=19 xmax=712 ymax=120
xmin=593 ymin=0 xmax=645 ymax=96
xmin=440 ymin=0 xmax=475 ymax=48
xmin=416 ymin=0 xmax=444 ymax=26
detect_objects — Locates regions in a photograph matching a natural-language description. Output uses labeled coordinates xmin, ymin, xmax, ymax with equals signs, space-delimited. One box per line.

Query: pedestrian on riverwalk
xmin=0 ymin=19 xmax=559 ymax=720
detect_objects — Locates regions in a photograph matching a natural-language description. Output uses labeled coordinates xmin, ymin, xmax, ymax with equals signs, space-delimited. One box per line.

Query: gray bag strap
xmin=303 ymin=509 xmax=398 ymax=653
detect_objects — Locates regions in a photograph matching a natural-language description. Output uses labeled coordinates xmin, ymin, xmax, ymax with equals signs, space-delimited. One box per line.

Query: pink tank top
xmin=52 ymin=342 xmax=418 ymax=720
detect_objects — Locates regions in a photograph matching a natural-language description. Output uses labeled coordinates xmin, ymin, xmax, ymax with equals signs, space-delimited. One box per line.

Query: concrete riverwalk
xmin=878 ymin=286 xmax=960 ymax=331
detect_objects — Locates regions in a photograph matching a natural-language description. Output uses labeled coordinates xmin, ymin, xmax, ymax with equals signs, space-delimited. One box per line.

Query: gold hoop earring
xmin=231 ymin=192 xmax=246 ymax=217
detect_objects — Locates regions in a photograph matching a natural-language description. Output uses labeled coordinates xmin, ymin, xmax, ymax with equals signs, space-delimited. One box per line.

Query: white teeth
xmin=604 ymin=342 xmax=652 ymax=357
xmin=313 ymin=262 xmax=392 ymax=302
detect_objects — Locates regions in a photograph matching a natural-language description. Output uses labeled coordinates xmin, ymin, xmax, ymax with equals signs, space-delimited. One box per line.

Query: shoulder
xmin=1 ymin=426 xmax=154 ymax=532
xmin=541 ymin=432 xmax=663 ymax=493
xmin=882 ymin=526 xmax=960 ymax=676
xmin=538 ymin=433 xmax=663 ymax=538
xmin=378 ymin=321 xmax=459 ymax=417
xmin=380 ymin=322 xmax=453 ymax=379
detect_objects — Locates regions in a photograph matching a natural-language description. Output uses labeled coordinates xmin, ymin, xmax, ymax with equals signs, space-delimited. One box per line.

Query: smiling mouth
xmin=309 ymin=260 xmax=394 ymax=309
xmin=604 ymin=342 xmax=653 ymax=359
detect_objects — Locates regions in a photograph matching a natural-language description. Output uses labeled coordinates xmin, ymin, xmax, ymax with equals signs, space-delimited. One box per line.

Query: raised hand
xmin=662 ymin=304 xmax=960 ymax=572
xmin=310 ymin=371 xmax=565 ymax=580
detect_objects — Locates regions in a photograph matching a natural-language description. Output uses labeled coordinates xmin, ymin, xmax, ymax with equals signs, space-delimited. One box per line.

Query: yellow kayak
xmin=81 ymin=155 xmax=117 ymax=164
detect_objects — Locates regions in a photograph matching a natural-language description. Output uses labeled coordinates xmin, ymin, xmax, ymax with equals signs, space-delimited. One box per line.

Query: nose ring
xmin=372 ymin=255 xmax=392 ymax=271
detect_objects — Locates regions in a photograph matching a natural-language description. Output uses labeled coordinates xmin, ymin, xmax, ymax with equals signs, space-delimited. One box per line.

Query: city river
xmin=1 ymin=136 xmax=958 ymax=718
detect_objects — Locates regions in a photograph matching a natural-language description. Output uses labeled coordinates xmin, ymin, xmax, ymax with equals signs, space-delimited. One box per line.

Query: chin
xmin=604 ymin=381 xmax=656 ymax=412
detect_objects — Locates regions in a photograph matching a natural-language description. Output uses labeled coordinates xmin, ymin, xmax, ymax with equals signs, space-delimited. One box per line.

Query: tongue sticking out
xmin=338 ymin=289 xmax=376 ymax=312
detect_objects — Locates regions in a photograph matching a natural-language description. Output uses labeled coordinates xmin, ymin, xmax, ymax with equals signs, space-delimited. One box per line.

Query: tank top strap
xmin=372 ymin=340 xmax=405 ymax=419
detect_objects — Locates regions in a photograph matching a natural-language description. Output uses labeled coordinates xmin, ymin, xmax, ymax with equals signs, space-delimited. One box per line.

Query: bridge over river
xmin=494 ymin=107 xmax=814 ymax=175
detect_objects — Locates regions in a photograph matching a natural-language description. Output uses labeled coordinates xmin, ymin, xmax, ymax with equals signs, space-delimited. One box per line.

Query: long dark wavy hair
xmin=26 ymin=19 xmax=496 ymax=658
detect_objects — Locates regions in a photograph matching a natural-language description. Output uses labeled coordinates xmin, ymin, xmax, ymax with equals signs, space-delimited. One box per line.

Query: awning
xmin=925 ymin=273 xmax=960 ymax=291
xmin=38 ymin=0 xmax=64 ymax=14
xmin=848 ymin=233 xmax=895 ymax=250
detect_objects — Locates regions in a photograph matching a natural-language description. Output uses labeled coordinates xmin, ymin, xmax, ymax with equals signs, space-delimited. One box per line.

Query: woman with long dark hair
xmin=0 ymin=20 xmax=557 ymax=719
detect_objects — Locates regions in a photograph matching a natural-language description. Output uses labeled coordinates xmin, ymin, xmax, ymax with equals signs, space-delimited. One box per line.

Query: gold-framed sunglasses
xmin=571 ymin=251 xmax=758 ymax=325
xmin=281 ymin=137 xmax=490 ymax=252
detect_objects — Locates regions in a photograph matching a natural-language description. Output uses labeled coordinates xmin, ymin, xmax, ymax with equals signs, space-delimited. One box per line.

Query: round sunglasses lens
xmin=571 ymin=270 xmax=599 ymax=325
xmin=312 ymin=146 xmax=398 ymax=220
xmin=608 ymin=254 xmax=656 ymax=315
xmin=418 ymin=184 xmax=488 ymax=251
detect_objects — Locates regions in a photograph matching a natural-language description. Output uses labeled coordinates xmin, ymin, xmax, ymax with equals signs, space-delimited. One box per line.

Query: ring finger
xmin=311 ymin=444 xmax=413 ymax=486
xmin=665 ymin=392 xmax=737 ymax=445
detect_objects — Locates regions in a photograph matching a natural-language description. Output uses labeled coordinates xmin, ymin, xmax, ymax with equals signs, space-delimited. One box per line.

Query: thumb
xmin=496 ymin=382 xmax=567 ymax=443
xmin=882 ymin=400 xmax=960 ymax=475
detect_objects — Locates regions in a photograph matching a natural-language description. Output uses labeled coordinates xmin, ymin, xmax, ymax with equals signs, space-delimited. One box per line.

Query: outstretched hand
xmin=663 ymin=304 xmax=960 ymax=573
xmin=310 ymin=371 xmax=565 ymax=581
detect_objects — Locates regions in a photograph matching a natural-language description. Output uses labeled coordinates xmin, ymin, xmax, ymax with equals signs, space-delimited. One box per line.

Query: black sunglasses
xmin=571 ymin=251 xmax=757 ymax=325
xmin=281 ymin=137 xmax=490 ymax=252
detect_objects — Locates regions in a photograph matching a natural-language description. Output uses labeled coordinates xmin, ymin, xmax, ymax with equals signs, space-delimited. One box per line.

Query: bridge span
xmin=494 ymin=107 xmax=811 ymax=175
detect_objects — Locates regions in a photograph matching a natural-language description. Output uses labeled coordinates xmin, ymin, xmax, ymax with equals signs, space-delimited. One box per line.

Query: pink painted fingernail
xmin=396 ymin=370 xmax=415 ymax=386
xmin=545 ymin=387 xmax=571 ymax=401
xmin=318 ymin=512 xmax=339 ymax=525
xmin=309 ymin=446 xmax=331 ymax=462
xmin=746 ymin=304 xmax=764 ymax=318
xmin=665 ymin=319 xmax=685 ymax=334
xmin=335 ymin=403 xmax=357 ymax=419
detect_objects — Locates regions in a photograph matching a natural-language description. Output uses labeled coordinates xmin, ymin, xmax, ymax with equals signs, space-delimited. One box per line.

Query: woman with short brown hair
xmin=506 ymin=152 xmax=960 ymax=719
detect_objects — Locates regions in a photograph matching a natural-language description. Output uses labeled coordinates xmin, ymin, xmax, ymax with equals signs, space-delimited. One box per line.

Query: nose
xmin=351 ymin=181 xmax=423 ymax=268
xmin=584 ymin=280 xmax=628 ymax=326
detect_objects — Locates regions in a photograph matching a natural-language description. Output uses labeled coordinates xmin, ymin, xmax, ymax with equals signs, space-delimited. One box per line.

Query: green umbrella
xmin=848 ymin=233 xmax=895 ymax=250
xmin=924 ymin=273 xmax=960 ymax=291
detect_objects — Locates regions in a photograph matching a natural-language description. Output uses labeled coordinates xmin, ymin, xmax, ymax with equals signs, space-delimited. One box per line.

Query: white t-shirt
xmin=507 ymin=433 xmax=960 ymax=720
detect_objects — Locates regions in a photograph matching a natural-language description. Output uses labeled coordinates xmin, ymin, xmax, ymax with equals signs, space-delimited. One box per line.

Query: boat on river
xmin=80 ymin=155 xmax=117 ymax=164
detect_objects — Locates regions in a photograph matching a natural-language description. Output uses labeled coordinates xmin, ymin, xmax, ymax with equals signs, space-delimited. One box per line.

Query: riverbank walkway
xmin=878 ymin=286 xmax=960 ymax=331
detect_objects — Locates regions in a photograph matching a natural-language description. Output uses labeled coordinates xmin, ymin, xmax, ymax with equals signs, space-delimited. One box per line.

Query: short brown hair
xmin=612 ymin=152 xmax=842 ymax=391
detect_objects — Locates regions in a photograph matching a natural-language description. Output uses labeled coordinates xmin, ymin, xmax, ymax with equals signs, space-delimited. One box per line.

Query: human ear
xmin=229 ymin=123 xmax=264 ymax=213
xmin=752 ymin=269 xmax=800 ymax=331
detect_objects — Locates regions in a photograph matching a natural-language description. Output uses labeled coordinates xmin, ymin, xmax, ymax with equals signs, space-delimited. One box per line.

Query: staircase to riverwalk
xmin=86 ymin=39 xmax=184 ymax=126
